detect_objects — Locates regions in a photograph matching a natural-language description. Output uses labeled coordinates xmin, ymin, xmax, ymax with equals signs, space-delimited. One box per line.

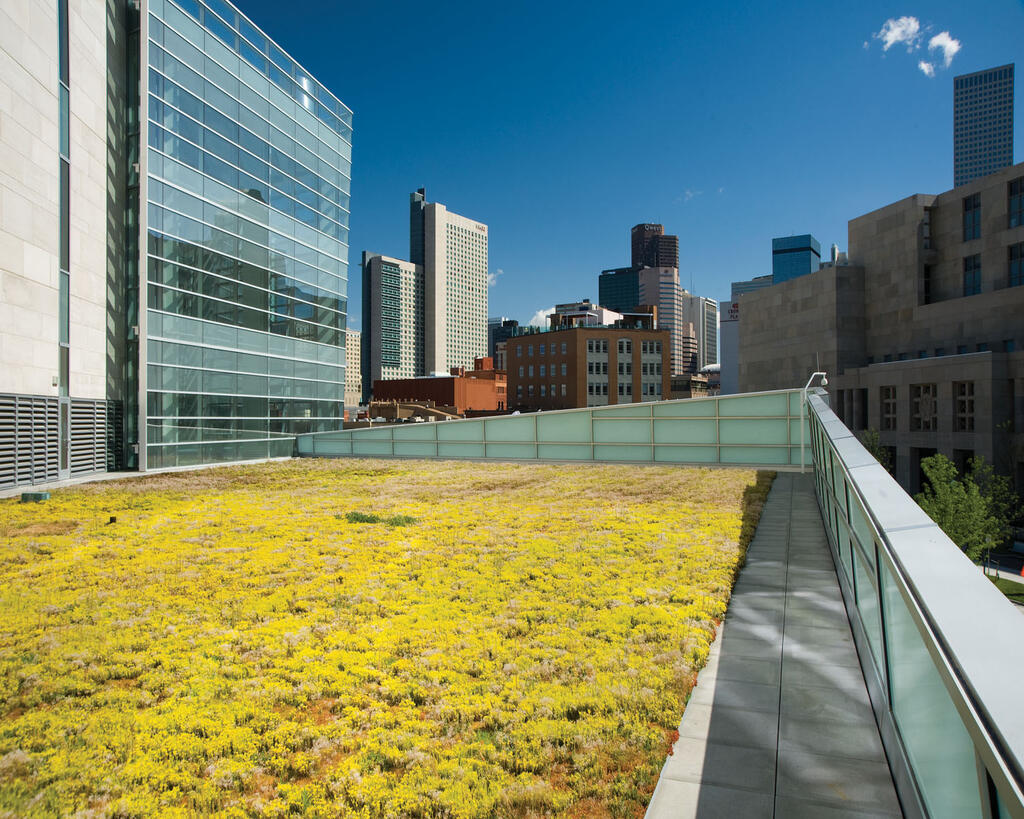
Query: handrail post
xmin=801 ymin=372 xmax=827 ymax=473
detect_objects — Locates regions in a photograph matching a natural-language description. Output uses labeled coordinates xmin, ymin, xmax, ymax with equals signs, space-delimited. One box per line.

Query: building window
xmin=1010 ymin=176 xmax=1024 ymax=228
xmin=528 ymin=344 xmax=533 ymax=357
xmin=560 ymin=363 xmax=566 ymax=376
xmin=587 ymin=340 xmax=593 ymax=353
xmin=539 ymin=364 xmax=546 ymax=377
xmin=910 ymin=383 xmax=938 ymax=431
xmin=962 ymin=193 xmax=980 ymax=240
xmin=954 ymin=381 xmax=975 ymax=431
xmin=880 ymin=386 xmax=897 ymax=430
xmin=540 ymin=385 xmax=546 ymax=397
xmin=540 ymin=344 xmax=545 ymax=355
xmin=617 ymin=338 xmax=631 ymax=355
xmin=561 ymin=343 xmax=567 ymax=354
xmin=561 ymin=384 xmax=566 ymax=397
xmin=963 ymin=254 xmax=981 ymax=296
xmin=518 ymin=366 xmax=524 ymax=377
xmin=528 ymin=385 xmax=534 ymax=397
xmin=516 ymin=385 xmax=522 ymax=397
xmin=588 ymin=383 xmax=594 ymax=395
xmin=528 ymin=365 xmax=533 ymax=377
xmin=1011 ymin=243 xmax=1024 ymax=288
xmin=516 ymin=345 xmax=522 ymax=357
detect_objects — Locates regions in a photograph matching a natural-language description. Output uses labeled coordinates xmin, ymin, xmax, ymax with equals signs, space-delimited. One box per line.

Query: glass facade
xmin=142 ymin=0 xmax=351 ymax=468
xmin=771 ymin=234 xmax=821 ymax=284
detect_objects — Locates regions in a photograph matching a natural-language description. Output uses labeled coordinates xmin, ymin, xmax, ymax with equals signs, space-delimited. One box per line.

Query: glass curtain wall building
xmin=141 ymin=0 xmax=351 ymax=469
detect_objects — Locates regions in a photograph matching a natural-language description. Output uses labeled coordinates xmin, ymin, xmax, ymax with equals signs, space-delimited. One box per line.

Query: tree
xmin=914 ymin=454 xmax=1002 ymax=562
xmin=858 ymin=429 xmax=893 ymax=473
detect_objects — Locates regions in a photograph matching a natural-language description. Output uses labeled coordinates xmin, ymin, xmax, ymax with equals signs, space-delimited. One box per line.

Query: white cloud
xmin=863 ymin=41 xmax=870 ymax=50
xmin=717 ymin=187 xmax=725 ymax=194
xmin=918 ymin=60 xmax=936 ymax=77
xmin=874 ymin=16 xmax=922 ymax=52
xmin=487 ymin=267 xmax=504 ymax=287
xmin=928 ymin=31 xmax=961 ymax=67
xmin=526 ymin=307 xmax=555 ymax=328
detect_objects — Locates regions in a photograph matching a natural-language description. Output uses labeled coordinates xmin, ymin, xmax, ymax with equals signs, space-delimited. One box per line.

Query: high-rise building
xmin=488 ymin=317 xmax=519 ymax=360
xmin=683 ymin=295 xmax=719 ymax=370
xmin=631 ymin=223 xmax=679 ymax=269
xmin=361 ymin=253 xmax=424 ymax=400
xmin=363 ymin=190 xmax=488 ymax=400
xmin=0 ymin=0 xmax=352 ymax=488
xmin=954 ymin=64 xmax=1014 ymax=188
xmin=344 ymin=330 xmax=362 ymax=410
xmin=772 ymin=235 xmax=821 ymax=283
xmin=730 ymin=274 xmax=774 ymax=302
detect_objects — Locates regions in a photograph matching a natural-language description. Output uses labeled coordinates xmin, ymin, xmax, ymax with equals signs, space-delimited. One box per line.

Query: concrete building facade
xmin=1 ymin=0 xmax=352 ymax=487
xmin=954 ymin=64 xmax=1014 ymax=188
xmin=740 ymin=162 xmax=1024 ymax=491
xmin=507 ymin=326 xmax=670 ymax=412
xmin=683 ymin=293 xmax=718 ymax=370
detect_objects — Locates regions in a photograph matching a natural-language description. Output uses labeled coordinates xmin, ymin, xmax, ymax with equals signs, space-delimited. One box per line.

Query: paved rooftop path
xmin=645 ymin=472 xmax=903 ymax=818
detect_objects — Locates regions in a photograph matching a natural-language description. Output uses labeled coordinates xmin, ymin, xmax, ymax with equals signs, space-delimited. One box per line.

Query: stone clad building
xmin=739 ymin=162 xmax=1024 ymax=491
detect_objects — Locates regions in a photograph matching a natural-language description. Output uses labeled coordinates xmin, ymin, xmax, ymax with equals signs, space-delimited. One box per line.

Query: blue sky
xmin=238 ymin=0 xmax=1023 ymax=328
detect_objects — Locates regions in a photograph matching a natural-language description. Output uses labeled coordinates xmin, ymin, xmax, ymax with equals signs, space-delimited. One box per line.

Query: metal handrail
xmin=806 ymin=391 xmax=1024 ymax=818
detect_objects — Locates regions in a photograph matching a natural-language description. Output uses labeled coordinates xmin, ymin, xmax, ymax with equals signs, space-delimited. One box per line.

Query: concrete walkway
xmin=645 ymin=472 xmax=902 ymax=818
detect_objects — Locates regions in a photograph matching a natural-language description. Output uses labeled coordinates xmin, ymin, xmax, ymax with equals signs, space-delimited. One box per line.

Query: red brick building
xmin=507 ymin=327 xmax=670 ymax=411
xmin=373 ymin=358 xmax=507 ymax=415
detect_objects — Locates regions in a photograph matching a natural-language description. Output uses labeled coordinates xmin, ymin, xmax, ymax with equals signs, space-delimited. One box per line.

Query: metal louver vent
xmin=0 ymin=395 xmax=59 ymax=489
xmin=70 ymin=400 xmax=108 ymax=476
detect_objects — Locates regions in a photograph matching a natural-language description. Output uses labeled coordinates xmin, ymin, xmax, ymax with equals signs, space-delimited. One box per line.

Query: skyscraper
xmin=953 ymin=64 xmax=1014 ymax=188
xmin=631 ymin=223 xmax=679 ymax=269
xmin=0 ymin=0 xmax=352 ymax=487
xmin=683 ymin=295 xmax=719 ymax=370
xmin=772 ymin=235 xmax=821 ymax=284
xmin=363 ymin=190 xmax=488 ymax=398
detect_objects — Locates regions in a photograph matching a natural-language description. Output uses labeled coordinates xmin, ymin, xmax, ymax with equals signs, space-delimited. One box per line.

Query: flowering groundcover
xmin=0 ymin=459 xmax=772 ymax=817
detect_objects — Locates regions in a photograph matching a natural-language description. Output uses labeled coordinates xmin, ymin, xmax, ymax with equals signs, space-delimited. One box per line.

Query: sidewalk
xmin=644 ymin=472 xmax=901 ymax=818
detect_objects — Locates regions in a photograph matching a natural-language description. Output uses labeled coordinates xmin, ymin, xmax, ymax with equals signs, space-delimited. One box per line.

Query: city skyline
xmin=233 ymin=0 xmax=1022 ymax=325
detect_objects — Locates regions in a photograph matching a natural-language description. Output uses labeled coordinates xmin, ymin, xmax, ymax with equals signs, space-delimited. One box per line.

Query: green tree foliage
xmin=858 ymin=429 xmax=893 ymax=472
xmin=914 ymin=454 xmax=1019 ymax=561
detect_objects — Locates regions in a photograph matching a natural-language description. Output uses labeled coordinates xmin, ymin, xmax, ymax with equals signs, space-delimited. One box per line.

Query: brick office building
xmin=373 ymin=357 xmax=506 ymax=415
xmin=507 ymin=327 xmax=670 ymax=411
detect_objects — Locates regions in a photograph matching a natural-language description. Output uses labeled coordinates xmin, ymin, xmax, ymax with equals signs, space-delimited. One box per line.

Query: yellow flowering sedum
xmin=0 ymin=460 xmax=771 ymax=817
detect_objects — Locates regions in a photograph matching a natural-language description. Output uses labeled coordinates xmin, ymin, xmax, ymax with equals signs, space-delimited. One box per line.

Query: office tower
xmin=0 ymin=0 xmax=352 ymax=487
xmin=488 ymin=317 xmax=520 ymax=359
xmin=344 ymin=330 xmax=362 ymax=409
xmin=363 ymin=190 xmax=488 ymax=399
xmin=772 ymin=235 xmax=821 ymax=284
xmin=361 ymin=252 xmax=425 ymax=399
xmin=631 ymin=223 xmax=679 ymax=269
xmin=954 ymin=65 xmax=1014 ymax=188
xmin=683 ymin=295 xmax=719 ymax=370
xmin=730 ymin=274 xmax=774 ymax=302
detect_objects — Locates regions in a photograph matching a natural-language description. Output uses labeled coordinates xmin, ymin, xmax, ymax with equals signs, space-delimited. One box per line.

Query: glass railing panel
xmin=879 ymin=557 xmax=985 ymax=819
xmin=536 ymin=412 xmax=588 ymax=443
xmin=653 ymin=418 xmax=716 ymax=444
xmin=719 ymin=418 xmax=788 ymax=445
xmin=653 ymin=398 xmax=715 ymax=417
xmin=593 ymin=419 xmax=651 ymax=444
xmin=653 ymin=445 xmax=718 ymax=463
xmin=718 ymin=392 xmax=789 ymax=416
xmin=537 ymin=443 xmax=592 ymax=461
xmin=852 ymin=540 xmax=884 ymax=672
xmin=436 ymin=420 xmax=484 ymax=442
xmin=394 ymin=442 xmax=436 ymax=457
xmin=484 ymin=443 xmax=535 ymax=459
xmin=437 ymin=442 xmax=484 ymax=458
xmin=490 ymin=414 xmax=537 ymax=442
